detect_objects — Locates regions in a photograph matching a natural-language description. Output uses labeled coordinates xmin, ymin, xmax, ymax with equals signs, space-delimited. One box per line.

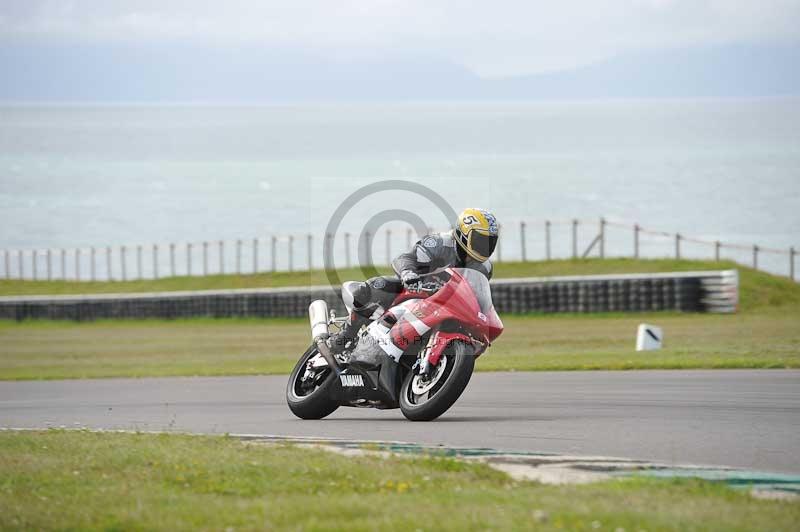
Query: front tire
xmin=286 ymin=344 xmax=339 ymax=420
xmin=399 ymin=341 xmax=476 ymax=421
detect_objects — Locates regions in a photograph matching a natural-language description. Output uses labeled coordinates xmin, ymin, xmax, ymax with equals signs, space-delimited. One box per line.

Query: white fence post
xmin=364 ymin=231 xmax=372 ymax=266
xmin=572 ymin=219 xmax=578 ymax=259
xmin=306 ymin=234 xmax=312 ymax=271
xmin=545 ymin=220 xmax=551 ymax=260
xmin=288 ymin=236 xmax=294 ymax=272
xmin=152 ymin=244 xmax=159 ymax=280
xmin=599 ymin=218 xmax=606 ymax=259
xmin=325 ymin=233 xmax=332 ymax=269
xmin=236 ymin=239 xmax=242 ymax=274
xmin=252 ymin=238 xmax=258 ymax=273
xmin=270 ymin=236 xmax=277 ymax=272
xmin=344 ymin=232 xmax=351 ymax=268
xmin=385 ymin=229 xmax=392 ymax=266
xmin=496 ymin=224 xmax=503 ymax=262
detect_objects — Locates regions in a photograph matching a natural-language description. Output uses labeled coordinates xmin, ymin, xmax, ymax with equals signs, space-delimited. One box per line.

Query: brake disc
xmin=411 ymin=355 xmax=448 ymax=395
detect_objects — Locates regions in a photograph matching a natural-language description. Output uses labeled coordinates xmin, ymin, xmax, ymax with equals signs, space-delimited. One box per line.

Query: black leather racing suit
xmin=335 ymin=232 xmax=493 ymax=347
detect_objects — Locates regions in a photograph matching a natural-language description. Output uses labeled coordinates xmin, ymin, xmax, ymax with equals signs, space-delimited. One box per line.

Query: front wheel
xmin=286 ymin=344 xmax=339 ymax=420
xmin=399 ymin=341 xmax=476 ymax=421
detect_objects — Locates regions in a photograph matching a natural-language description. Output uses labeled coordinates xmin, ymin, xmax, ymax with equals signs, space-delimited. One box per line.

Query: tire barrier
xmin=0 ymin=270 xmax=738 ymax=322
xmin=489 ymin=270 xmax=738 ymax=314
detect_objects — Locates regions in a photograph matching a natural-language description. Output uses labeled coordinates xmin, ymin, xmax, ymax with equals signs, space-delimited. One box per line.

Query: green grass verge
xmin=1 ymin=430 xmax=797 ymax=531
xmin=3 ymin=258 xmax=798 ymax=313
xmin=1 ymin=310 xmax=798 ymax=380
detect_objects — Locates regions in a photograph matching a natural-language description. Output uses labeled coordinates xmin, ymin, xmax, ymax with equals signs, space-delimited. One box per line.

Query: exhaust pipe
xmin=308 ymin=300 xmax=330 ymax=341
xmin=308 ymin=300 xmax=341 ymax=374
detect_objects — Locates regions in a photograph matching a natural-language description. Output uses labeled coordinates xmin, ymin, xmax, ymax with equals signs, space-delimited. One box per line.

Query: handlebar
xmin=406 ymin=280 xmax=443 ymax=294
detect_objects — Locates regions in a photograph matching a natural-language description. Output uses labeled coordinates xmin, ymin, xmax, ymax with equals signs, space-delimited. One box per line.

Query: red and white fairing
xmin=371 ymin=268 xmax=504 ymax=364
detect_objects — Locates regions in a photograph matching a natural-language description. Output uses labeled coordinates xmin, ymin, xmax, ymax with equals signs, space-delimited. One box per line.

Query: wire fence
xmin=1 ymin=218 xmax=797 ymax=282
xmin=504 ymin=217 xmax=796 ymax=281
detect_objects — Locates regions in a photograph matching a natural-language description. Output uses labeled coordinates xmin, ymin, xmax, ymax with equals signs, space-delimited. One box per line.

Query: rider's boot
xmin=327 ymin=310 xmax=371 ymax=355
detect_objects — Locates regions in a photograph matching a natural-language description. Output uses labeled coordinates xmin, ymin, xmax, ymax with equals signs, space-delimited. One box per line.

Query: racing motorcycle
xmin=286 ymin=267 xmax=504 ymax=421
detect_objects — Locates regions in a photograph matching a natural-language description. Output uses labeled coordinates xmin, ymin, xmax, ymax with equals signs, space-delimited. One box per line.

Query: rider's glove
xmin=401 ymin=271 xmax=421 ymax=291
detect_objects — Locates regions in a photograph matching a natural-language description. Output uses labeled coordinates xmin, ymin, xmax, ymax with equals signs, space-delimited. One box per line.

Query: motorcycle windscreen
xmin=452 ymin=268 xmax=493 ymax=314
xmin=451 ymin=268 xmax=504 ymax=342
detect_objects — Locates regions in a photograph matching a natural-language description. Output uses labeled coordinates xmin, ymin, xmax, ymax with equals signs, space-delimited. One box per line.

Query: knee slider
xmin=350 ymin=281 xmax=372 ymax=309
xmin=342 ymin=281 xmax=370 ymax=313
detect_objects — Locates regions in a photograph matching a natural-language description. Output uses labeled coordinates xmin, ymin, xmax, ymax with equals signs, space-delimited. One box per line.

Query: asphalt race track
xmin=1 ymin=370 xmax=799 ymax=474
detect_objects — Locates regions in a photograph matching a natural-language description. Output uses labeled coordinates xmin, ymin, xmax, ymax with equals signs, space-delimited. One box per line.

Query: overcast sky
xmin=2 ymin=0 xmax=799 ymax=77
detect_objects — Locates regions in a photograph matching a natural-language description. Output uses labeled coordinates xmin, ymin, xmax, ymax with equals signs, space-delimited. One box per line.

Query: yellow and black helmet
xmin=454 ymin=208 xmax=499 ymax=262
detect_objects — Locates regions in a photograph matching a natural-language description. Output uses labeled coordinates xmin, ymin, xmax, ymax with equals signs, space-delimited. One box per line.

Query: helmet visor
xmin=470 ymin=231 xmax=497 ymax=259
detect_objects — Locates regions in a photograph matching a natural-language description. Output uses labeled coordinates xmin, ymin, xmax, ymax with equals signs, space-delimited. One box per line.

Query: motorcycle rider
xmin=329 ymin=208 xmax=499 ymax=354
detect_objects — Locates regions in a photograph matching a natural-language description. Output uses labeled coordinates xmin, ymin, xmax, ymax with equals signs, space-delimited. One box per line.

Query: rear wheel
xmin=286 ymin=344 xmax=339 ymax=419
xmin=399 ymin=341 xmax=476 ymax=421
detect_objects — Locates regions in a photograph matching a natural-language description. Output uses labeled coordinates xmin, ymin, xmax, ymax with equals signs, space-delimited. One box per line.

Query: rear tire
xmin=286 ymin=344 xmax=339 ymax=420
xmin=399 ymin=341 xmax=476 ymax=421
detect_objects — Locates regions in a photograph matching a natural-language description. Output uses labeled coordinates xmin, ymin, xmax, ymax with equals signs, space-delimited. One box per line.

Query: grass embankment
xmin=0 ymin=259 xmax=798 ymax=379
xmin=1 ymin=431 xmax=797 ymax=531
xmin=1 ymin=258 xmax=791 ymax=306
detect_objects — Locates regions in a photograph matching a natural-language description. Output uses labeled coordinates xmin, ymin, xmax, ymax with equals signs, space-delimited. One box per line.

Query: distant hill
xmin=1 ymin=42 xmax=798 ymax=102
xmin=485 ymin=44 xmax=800 ymax=99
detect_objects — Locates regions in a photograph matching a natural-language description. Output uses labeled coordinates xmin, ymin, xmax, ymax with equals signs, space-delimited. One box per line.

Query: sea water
xmin=1 ymin=99 xmax=798 ymax=278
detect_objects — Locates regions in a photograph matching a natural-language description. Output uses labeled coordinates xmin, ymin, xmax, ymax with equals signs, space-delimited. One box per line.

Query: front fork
xmin=417 ymin=333 xmax=437 ymax=379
